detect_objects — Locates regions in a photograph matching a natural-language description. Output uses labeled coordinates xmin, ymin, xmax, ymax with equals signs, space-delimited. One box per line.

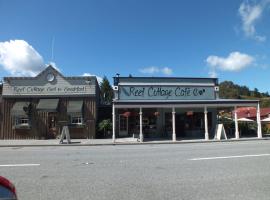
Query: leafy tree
xmin=98 ymin=119 xmax=112 ymax=136
xmin=261 ymin=92 xmax=270 ymax=97
xmin=100 ymin=76 xmax=113 ymax=105
xmin=261 ymin=99 xmax=270 ymax=108
xmin=239 ymin=86 xmax=250 ymax=96
xmin=219 ymin=81 xmax=240 ymax=99
xmin=252 ymin=88 xmax=261 ymax=98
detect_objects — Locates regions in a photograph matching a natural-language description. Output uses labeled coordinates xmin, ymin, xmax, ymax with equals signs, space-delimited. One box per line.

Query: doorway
xmin=175 ymin=114 xmax=186 ymax=137
xmin=119 ymin=114 xmax=128 ymax=137
xmin=47 ymin=114 xmax=59 ymax=138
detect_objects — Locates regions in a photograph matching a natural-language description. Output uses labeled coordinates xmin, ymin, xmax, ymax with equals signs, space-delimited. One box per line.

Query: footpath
xmin=0 ymin=137 xmax=269 ymax=147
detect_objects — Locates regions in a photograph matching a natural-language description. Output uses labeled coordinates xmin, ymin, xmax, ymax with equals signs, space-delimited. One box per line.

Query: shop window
xmin=70 ymin=116 xmax=84 ymax=125
xmin=14 ymin=117 xmax=31 ymax=128
xmin=16 ymin=117 xmax=29 ymax=125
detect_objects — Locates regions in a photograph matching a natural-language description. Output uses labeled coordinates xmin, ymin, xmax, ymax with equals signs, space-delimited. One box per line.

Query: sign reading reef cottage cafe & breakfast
xmin=2 ymin=67 xmax=96 ymax=97
xmin=12 ymin=85 xmax=87 ymax=95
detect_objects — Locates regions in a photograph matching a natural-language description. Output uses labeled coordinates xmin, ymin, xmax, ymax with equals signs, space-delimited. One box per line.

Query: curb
xmin=0 ymin=137 xmax=269 ymax=147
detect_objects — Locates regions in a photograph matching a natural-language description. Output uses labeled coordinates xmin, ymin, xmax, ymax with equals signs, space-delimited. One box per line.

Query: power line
xmin=51 ymin=36 xmax=55 ymax=61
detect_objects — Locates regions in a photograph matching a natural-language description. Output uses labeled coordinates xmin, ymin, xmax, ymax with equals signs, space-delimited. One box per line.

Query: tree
xmin=261 ymin=99 xmax=270 ymax=108
xmin=100 ymin=76 xmax=113 ymax=105
xmin=98 ymin=119 xmax=112 ymax=137
xmin=219 ymin=81 xmax=240 ymax=99
xmin=252 ymin=88 xmax=261 ymax=98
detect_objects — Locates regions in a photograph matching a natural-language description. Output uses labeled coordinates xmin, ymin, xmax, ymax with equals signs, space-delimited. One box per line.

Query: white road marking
xmin=0 ymin=164 xmax=40 ymax=167
xmin=189 ymin=153 xmax=270 ymax=161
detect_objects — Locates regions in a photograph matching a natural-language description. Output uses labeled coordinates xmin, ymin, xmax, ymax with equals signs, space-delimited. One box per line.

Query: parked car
xmin=0 ymin=176 xmax=17 ymax=200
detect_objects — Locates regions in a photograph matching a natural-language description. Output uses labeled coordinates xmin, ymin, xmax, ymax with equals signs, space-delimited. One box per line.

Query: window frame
xmin=70 ymin=115 xmax=84 ymax=125
xmin=14 ymin=116 xmax=31 ymax=129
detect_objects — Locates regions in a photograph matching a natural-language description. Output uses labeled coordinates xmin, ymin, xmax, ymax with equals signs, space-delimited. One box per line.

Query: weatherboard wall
xmin=0 ymin=66 xmax=99 ymax=140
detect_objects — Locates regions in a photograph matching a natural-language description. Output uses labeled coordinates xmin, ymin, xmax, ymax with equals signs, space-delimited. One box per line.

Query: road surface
xmin=1 ymin=140 xmax=270 ymax=200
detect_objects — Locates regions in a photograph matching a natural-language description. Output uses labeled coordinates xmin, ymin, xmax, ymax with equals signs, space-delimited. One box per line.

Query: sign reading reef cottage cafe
xmin=119 ymin=86 xmax=215 ymax=100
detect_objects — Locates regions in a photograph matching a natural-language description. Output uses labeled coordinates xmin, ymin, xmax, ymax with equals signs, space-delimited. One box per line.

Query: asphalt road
xmin=1 ymin=140 xmax=270 ymax=200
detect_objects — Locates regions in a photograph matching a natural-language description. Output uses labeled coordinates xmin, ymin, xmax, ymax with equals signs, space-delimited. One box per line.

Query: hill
xmin=219 ymin=81 xmax=270 ymax=108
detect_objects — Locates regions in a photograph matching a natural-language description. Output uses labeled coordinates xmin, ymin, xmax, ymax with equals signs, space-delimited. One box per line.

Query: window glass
xmin=15 ymin=117 xmax=29 ymax=126
xmin=71 ymin=116 xmax=83 ymax=124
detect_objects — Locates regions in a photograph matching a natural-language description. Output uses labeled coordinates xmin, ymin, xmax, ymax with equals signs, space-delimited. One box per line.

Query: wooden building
xmin=0 ymin=65 xmax=99 ymax=139
xmin=0 ymin=83 xmax=2 ymax=137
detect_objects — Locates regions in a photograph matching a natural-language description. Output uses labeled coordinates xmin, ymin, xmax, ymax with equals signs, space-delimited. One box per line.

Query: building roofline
xmin=3 ymin=65 xmax=97 ymax=81
xmin=113 ymin=99 xmax=259 ymax=104
xmin=113 ymin=76 xmax=218 ymax=80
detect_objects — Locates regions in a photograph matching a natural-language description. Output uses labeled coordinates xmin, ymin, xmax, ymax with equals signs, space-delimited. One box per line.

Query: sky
xmin=0 ymin=0 xmax=269 ymax=92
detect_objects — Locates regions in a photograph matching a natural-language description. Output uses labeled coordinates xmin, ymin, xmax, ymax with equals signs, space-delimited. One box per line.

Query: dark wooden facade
xmin=0 ymin=97 xmax=97 ymax=140
xmin=0 ymin=84 xmax=2 ymax=139
xmin=0 ymin=66 xmax=99 ymax=140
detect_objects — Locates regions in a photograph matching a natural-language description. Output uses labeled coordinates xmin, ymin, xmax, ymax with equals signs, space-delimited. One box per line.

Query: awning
xmin=113 ymin=99 xmax=259 ymax=108
xmin=11 ymin=101 xmax=30 ymax=116
xmin=67 ymin=100 xmax=83 ymax=114
xmin=237 ymin=117 xmax=255 ymax=122
xmin=261 ymin=117 xmax=270 ymax=122
xmin=37 ymin=99 xmax=59 ymax=112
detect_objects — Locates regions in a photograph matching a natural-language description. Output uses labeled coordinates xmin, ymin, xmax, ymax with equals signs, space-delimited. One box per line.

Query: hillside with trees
xmin=219 ymin=81 xmax=270 ymax=108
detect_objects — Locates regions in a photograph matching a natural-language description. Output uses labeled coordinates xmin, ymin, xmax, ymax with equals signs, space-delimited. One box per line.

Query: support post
xmin=139 ymin=107 xmax=143 ymax=142
xmin=172 ymin=107 xmax=176 ymax=142
xmin=257 ymin=103 xmax=262 ymax=138
xmin=204 ymin=106 xmax=209 ymax=140
xmin=112 ymin=103 xmax=116 ymax=143
xmin=234 ymin=106 xmax=239 ymax=139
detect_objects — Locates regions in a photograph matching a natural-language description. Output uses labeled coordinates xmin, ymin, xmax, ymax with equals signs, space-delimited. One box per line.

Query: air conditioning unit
xmin=215 ymin=86 xmax=219 ymax=91
xmin=113 ymin=86 xmax=118 ymax=91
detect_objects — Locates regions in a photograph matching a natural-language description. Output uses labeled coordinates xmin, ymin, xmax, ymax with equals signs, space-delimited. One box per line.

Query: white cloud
xmin=208 ymin=70 xmax=218 ymax=78
xmin=48 ymin=61 xmax=61 ymax=72
xmin=82 ymin=73 xmax=103 ymax=84
xmin=0 ymin=40 xmax=45 ymax=76
xmin=161 ymin=67 xmax=172 ymax=75
xmin=139 ymin=66 xmax=173 ymax=75
xmin=206 ymin=52 xmax=255 ymax=75
xmin=139 ymin=66 xmax=160 ymax=74
xmin=238 ymin=0 xmax=270 ymax=42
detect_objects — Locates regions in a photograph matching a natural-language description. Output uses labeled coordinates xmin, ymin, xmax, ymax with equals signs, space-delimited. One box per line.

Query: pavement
xmin=1 ymin=140 xmax=270 ymax=200
xmin=0 ymin=136 xmax=269 ymax=147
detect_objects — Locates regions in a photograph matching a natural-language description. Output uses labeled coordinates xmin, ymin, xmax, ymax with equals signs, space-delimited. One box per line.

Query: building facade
xmin=0 ymin=83 xmax=2 ymax=137
xmin=0 ymin=66 xmax=99 ymax=139
xmin=112 ymin=76 xmax=262 ymax=142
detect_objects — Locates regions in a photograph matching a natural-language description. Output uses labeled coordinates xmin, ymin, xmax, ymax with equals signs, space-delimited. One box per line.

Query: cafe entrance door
xmin=47 ymin=114 xmax=59 ymax=138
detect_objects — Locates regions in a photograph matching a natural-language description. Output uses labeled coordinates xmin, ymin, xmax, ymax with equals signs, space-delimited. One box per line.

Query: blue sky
xmin=0 ymin=0 xmax=269 ymax=92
